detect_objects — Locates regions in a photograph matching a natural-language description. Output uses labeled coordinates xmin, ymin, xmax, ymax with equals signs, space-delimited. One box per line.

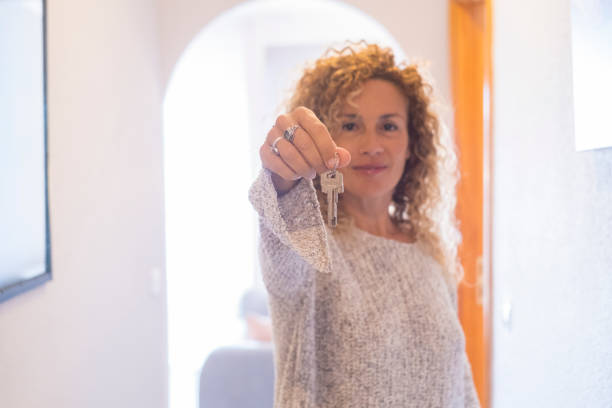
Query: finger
xmin=273 ymin=115 xmax=320 ymax=177
xmin=266 ymin=117 xmax=286 ymax=145
xmin=286 ymin=125 xmax=329 ymax=173
xmin=335 ymin=147 xmax=352 ymax=168
xmin=263 ymin=129 xmax=315 ymax=179
xmin=260 ymin=143 xmax=299 ymax=181
xmin=291 ymin=107 xmax=339 ymax=170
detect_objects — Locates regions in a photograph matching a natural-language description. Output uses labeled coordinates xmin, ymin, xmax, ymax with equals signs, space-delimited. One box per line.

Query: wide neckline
xmin=345 ymin=219 xmax=417 ymax=249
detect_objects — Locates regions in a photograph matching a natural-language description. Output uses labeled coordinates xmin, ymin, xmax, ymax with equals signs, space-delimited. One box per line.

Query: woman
xmin=249 ymin=43 xmax=480 ymax=407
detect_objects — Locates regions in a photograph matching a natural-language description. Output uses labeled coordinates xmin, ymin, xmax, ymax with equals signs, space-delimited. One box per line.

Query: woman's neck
xmin=340 ymin=192 xmax=416 ymax=244
xmin=342 ymin=192 xmax=397 ymax=238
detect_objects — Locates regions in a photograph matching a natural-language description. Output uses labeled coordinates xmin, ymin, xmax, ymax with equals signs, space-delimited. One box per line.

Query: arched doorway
xmin=163 ymin=1 xmax=406 ymax=407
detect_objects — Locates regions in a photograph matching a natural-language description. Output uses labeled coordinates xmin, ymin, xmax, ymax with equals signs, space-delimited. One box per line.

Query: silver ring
xmin=270 ymin=136 xmax=283 ymax=156
xmin=283 ymin=124 xmax=299 ymax=144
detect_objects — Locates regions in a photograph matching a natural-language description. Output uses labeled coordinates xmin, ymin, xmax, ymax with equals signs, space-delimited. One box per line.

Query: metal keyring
xmin=283 ymin=124 xmax=299 ymax=144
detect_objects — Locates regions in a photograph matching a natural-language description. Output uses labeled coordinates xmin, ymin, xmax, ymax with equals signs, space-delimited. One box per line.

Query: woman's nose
xmin=358 ymin=130 xmax=383 ymax=155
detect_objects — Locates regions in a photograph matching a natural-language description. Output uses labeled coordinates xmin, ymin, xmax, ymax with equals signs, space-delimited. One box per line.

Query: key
xmin=320 ymin=167 xmax=344 ymax=228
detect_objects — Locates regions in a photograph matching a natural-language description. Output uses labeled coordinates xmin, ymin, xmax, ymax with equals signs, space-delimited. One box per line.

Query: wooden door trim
xmin=449 ymin=0 xmax=493 ymax=407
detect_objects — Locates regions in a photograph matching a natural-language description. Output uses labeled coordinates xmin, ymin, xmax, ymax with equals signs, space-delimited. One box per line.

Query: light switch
xmin=501 ymin=298 xmax=513 ymax=330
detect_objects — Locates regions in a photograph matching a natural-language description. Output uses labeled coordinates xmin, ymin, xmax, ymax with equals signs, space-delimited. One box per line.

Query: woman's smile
xmin=351 ymin=163 xmax=388 ymax=176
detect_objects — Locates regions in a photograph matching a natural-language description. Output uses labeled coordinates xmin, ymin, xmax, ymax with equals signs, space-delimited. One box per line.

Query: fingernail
xmin=326 ymin=155 xmax=339 ymax=169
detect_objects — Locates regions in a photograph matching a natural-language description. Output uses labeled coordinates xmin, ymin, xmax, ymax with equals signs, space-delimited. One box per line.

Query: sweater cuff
xmin=249 ymin=168 xmax=331 ymax=274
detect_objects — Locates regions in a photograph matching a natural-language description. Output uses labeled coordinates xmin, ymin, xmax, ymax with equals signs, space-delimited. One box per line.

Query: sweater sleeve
xmin=248 ymin=168 xmax=332 ymax=298
xmin=449 ymin=286 xmax=481 ymax=407
xmin=445 ymin=279 xmax=480 ymax=407
xmin=463 ymin=352 xmax=481 ymax=407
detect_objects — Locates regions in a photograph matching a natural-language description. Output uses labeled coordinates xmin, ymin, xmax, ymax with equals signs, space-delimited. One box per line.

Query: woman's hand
xmin=260 ymin=107 xmax=351 ymax=195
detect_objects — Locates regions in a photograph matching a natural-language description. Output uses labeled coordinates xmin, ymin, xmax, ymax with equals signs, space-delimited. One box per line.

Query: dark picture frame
xmin=0 ymin=0 xmax=51 ymax=303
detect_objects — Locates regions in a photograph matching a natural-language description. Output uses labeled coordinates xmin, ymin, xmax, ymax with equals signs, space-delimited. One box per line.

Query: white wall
xmin=0 ymin=1 xmax=168 ymax=407
xmin=492 ymin=0 xmax=612 ymax=406
xmin=158 ymin=0 xmax=451 ymax=105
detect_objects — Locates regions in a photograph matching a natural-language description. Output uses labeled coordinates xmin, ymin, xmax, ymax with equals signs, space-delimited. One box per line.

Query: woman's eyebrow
xmin=341 ymin=113 xmax=406 ymax=120
xmin=341 ymin=113 xmax=404 ymax=118
xmin=380 ymin=113 xmax=405 ymax=120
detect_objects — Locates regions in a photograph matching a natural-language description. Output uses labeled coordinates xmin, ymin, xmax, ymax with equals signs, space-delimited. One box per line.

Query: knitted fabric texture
xmin=249 ymin=168 xmax=480 ymax=408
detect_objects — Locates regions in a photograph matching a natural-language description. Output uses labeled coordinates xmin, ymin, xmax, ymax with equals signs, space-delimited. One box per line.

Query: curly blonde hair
xmin=287 ymin=42 xmax=463 ymax=287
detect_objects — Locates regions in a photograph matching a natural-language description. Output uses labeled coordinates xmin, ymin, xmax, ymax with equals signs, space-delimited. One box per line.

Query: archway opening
xmin=163 ymin=1 xmax=405 ymax=406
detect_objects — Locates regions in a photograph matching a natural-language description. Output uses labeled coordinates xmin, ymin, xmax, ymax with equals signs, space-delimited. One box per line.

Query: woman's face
xmin=333 ymin=79 xmax=410 ymax=203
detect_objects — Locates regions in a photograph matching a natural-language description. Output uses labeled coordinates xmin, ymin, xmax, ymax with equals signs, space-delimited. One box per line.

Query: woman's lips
xmin=352 ymin=165 xmax=387 ymax=175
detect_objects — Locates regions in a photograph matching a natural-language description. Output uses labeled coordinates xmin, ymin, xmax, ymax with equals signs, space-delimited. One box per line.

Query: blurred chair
xmin=199 ymin=343 xmax=275 ymax=408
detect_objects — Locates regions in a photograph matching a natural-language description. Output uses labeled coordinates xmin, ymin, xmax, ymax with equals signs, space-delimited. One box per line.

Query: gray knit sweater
xmin=249 ymin=168 xmax=480 ymax=408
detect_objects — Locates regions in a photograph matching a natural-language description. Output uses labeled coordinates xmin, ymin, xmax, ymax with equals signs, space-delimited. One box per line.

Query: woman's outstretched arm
xmin=249 ymin=168 xmax=331 ymax=299
xmin=249 ymin=107 xmax=350 ymax=299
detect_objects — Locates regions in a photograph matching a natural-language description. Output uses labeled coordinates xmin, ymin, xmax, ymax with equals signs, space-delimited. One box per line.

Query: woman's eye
xmin=383 ymin=122 xmax=398 ymax=131
xmin=342 ymin=122 xmax=357 ymax=131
